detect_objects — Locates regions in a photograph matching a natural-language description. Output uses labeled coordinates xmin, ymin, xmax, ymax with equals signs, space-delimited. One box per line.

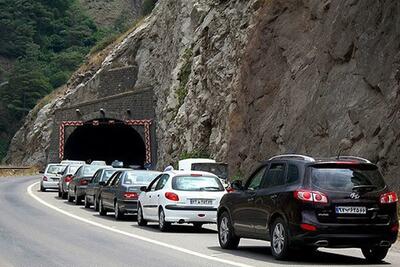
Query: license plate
xmin=335 ymin=206 xmax=366 ymax=214
xmin=51 ymin=178 xmax=59 ymax=181
xmin=190 ymin=199 xmax=213 ymax=205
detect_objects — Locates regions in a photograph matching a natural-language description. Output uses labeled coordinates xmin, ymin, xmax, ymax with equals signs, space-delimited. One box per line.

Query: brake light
xmin=79 ymin=179 xmax=88 ymax=186
xmin=165 ymin=192 xmax=179 ymax=201
xmin=64 ymin=175 xmax=73 ymax=183
xmin=124 ymin=192 xmax=138 ymax=199
xmin=391 ymin=222 xmax=399 ymax=232
xmin=190 ymin=174 xmax=202 ymax=177
xmin=294 ymin=190 xmax=328 ymax=203
xmin=43 ymin=176 xmax=48 ymax=181
xmin=380 ymin=192 xmax=398 ymax=204
xmin=300 ymin=223 xmax=317 ymax=231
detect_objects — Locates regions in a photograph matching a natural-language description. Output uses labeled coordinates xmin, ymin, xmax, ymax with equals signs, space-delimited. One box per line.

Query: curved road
xmin=0 ymin=176 xmax=399 ymax=267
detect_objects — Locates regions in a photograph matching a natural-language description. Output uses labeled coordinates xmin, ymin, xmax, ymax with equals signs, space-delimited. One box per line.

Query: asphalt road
xmin=1 ymin=176 xmax=400 ymax=267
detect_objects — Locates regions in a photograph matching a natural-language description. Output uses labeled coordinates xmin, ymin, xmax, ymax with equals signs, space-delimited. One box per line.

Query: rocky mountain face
xmin=6 ymin=0 xmax=400 ymax=189
xmin=78 ymin=0 xmax=143 ymax=27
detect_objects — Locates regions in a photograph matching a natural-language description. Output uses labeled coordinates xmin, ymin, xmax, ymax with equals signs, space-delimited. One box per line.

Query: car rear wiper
xmin=352 ymin=185 xmax=377 ymax=192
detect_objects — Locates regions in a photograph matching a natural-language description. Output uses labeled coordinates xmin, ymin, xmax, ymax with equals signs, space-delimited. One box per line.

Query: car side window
xmin=263 ymin=163 xmax=286 ymax=188
xmin=106 ymin=173 xmax=118 ymax=186
xmin=92 ymin=171 xmax=100 ymax=183
xmin=287 ymin=164 xmax=299 ymax=184
xmin=111 ymin=173 xmax=121 ymax=186
xmin=147 ymin=175 xmax=163 ymax=192
xmin=246 ymin=166 xmax=268 ymax=190
xmin=155 ymin=175 xmax=169 ymax=191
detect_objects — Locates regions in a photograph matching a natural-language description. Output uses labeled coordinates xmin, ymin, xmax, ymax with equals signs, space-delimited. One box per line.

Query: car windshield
xmin=311 ymin=164 xmax=386 ymax=192
xmin=82 ymin=166 xmax=101 ymax=177
xmin=172 ymin=176 xmax=224 ymax=191
xmin=191 ymin=163 xmax=228 ymax=180
xmin=101 ymin=170 xmax=117 ymax=181
xmin=47 ymin=165 xmax=65 ymax=174
xmin=123 ymin=171 xmax=160 ymax=185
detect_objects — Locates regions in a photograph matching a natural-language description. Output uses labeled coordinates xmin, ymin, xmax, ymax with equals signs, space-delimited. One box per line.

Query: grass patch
xmin=176 ymin=48 xmax=193 ymax=107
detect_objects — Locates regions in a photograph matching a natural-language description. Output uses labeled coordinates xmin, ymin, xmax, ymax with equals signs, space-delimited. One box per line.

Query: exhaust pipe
xmin=314 ymin=240 xmax=329 ymax=247
xmin=380 ymin=241 xmax=390 ymax=247
xmin=178 ymin=219 xmax=185 ymax=224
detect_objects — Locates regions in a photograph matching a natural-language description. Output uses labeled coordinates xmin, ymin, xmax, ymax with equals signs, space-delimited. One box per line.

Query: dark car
xmin=67 ymin=164 xmax=105 ymax=205
xmin=217 ymin=154 xmax=398 ymax=262
xmin=98 ymin=170 xmax=161 ymax=220
xmin=58 ymin=164 xmax=83 ymax=199
xmin=84 ymin=167 xmax=118 ymax=210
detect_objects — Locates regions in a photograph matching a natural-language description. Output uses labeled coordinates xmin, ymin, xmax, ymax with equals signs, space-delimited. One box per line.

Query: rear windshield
xmin=82 ymin=166 xmax=101 ymax=177
xmin=172 ymin=176 xmax=224 ymax=191
xmin=311 ymin=164 xmax=386 ymax=192
xmin=47 ymin=165 xmax=65 ymax=174
xmin=69 ymin=165 xmax=80 ymax=174
xmin=101 ymin=170 xmax=117 ymax=181
xmin=123 ymin=171 xmax=159 ymax=185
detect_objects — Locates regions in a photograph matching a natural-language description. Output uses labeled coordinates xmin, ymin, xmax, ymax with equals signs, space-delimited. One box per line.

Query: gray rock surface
xmin=6 ymin=0 xmax=400 ymax=190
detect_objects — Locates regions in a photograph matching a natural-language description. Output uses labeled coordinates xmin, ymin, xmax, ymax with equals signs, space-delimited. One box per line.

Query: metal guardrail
xmin=0 ymin=166 xmax=33 ymax=170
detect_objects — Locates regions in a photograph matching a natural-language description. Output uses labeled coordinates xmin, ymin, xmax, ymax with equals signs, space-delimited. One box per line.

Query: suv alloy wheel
xmin=271 ymin=218 xmax=291 ymax=260
xmin=362 ymin=247 xmax=389 ymax=263
xmin=218 ymin=211 xmax=240 ymax=249
xmin=114 ymin=202 xmax=124 ymax=220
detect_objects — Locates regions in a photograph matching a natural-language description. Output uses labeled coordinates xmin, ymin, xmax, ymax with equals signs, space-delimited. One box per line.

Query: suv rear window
xmin=311 ymin=164 xmax=386 ymax=192
xmin=172 ymin=176 xmax=224 ymax=191
xmin=47 ymin=165 xmax=65 ymax=174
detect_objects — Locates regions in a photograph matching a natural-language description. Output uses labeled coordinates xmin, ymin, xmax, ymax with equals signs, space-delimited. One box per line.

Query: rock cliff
xmin=6 ymin=0 xmax=400 ymax=189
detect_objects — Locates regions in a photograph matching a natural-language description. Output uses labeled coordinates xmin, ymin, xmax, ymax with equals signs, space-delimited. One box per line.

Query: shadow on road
xmin=132 ymin=223 xmax=217 ymax=234
xmin=208 ymin=246 xmax=390 ymax=265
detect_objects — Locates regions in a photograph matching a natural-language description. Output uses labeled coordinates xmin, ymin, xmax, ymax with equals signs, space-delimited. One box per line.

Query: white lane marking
xmin=27 ymin=182 xmax=254 ymax=267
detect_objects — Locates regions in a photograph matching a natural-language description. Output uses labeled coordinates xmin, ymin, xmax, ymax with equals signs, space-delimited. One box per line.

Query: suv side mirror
xmin=231 ymin=180 xmax=244 ymax=190
xmin=99 ymin=181 xmax=105 ymax=186
xmin=140 ymin=186 xmax=147 ymax=192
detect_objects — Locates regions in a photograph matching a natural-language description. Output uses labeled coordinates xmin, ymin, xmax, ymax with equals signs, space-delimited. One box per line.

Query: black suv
xmin=217 ymin=154 xmax=398 ymax=262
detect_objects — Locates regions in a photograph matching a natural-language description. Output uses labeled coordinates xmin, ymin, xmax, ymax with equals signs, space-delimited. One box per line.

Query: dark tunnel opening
xmin=64 ymin=120 xmax=146 ymax=167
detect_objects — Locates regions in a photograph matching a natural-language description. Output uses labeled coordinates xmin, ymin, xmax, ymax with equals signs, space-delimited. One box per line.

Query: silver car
xmin=58 ymin=164 xmax=83 ymax=199
xmin=40 ymin=164 xmax=67 ymax=191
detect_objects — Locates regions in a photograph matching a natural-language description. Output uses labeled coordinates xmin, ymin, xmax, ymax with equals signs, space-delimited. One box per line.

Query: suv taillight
xmin=64 ymin=175 xmax=73 ymax=183
xmin=124 ymin=192 xmax=138 ymax=199
xmin=165 ymin=192 xmax=179 ymax=201
xmin=294 ymin=189 xmax=328 ymax=204
xmin=380 ymin=192 xmax=398 ymax=204
xmin=43 ymin=176 xmax=48 ymax=181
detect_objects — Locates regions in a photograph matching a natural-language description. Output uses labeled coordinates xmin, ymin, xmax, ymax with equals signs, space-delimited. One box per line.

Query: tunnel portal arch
xmin=61 ymin=119 xmax=152 ymax=168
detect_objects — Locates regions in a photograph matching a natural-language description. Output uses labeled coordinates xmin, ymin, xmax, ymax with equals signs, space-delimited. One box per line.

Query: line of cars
xmin=39 ymin=155 xmax=398 ymax=263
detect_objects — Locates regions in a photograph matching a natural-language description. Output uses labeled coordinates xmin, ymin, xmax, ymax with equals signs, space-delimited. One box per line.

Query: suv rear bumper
xmin=290 ymin=223 xmax=398 ymax=248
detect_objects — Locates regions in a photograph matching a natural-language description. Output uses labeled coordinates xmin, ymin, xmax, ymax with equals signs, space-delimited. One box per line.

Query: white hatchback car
xmin=137 ymin=170 xmax=226 ymax=231
xmin=40 ymin=163 xmax=67 ymax=191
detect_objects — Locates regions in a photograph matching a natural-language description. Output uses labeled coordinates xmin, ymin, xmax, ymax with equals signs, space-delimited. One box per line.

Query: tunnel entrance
xmin=63 ymin=119 xmax=145 ymax=167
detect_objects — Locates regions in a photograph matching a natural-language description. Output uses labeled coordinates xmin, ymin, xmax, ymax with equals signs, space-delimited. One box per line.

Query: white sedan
xmin=137 ymin=170 xmax=226 ymax=231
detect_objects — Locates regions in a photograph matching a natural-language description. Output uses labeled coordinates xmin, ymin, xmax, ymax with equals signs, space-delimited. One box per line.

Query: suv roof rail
xmin=268 ymin=154 xmax=316 ymax=162
xmin=334 ymin=156 xmax=371 ymax=163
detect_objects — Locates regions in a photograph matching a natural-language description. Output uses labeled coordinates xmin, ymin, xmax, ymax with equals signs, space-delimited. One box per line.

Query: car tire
xmin=218 ymin=211 xmax=240 ymax=249
xmin=137 ymin=204 xmax=147 ymax=226
xmin=61 ymin=191 xmax=67 ymax=199
xmin=270 ymin=217 xmax=291 ymax=260
xmin=158 ymin=208 xmax=171 ymax=232
xmin=40 ymin=184 xmax=46 ymax=192
xmin=94 ymin=196 xmax=99 ymax=211
xmin=99 ymin=198 xmax=107 ymax=216
xmin=361 ymin=247 xmax=389 ymax=263
xmin=75 ymin=193 xmax=81 ymax=205
xmin=67 ymin=191 xmax=74 ymax=202
xmin=84 ymin=195 xmax=90 ymax=209
xmin=114 ymin=202 xmax=124 ymax=220
xmin=58 ymin=189 xmax=62 ymax=198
